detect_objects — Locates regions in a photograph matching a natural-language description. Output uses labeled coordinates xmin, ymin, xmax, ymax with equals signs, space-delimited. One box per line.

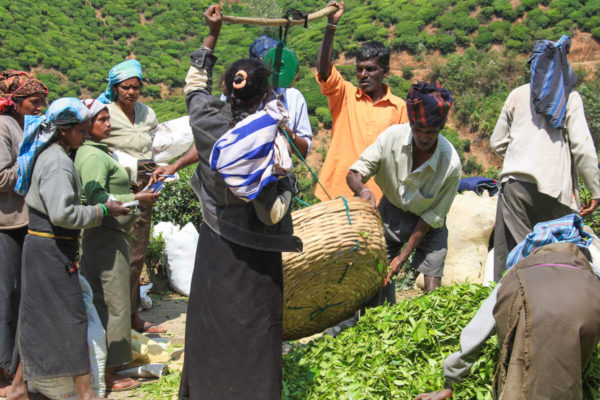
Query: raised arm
xmin=316 ymin=1 xmax=344 ymax=81
xmin=203 ymin=4 xmax=223 ymax=52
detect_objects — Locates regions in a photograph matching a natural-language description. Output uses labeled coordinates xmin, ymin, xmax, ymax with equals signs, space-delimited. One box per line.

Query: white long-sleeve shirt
xmin=490 ymin=84 xmax=600 ymax=209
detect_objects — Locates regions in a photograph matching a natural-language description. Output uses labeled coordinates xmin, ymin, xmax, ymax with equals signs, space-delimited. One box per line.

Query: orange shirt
xmin=314 ymin=66 xmax=409 ymax=201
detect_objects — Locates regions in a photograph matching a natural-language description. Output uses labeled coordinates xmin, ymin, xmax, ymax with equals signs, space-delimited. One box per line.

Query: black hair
xmin=356 ymin=41 xmax=390 ymax=71
xmin=223 ymin=59 xmax=271 ymax=125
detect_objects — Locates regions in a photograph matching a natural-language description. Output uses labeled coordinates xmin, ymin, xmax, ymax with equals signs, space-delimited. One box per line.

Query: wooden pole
xmin=222 ymin=5 xmax=338 ymax=26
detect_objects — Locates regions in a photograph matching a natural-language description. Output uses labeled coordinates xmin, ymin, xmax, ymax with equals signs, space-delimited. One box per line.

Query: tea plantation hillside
xmin=2 ymin=0 xmax=600 ymax=168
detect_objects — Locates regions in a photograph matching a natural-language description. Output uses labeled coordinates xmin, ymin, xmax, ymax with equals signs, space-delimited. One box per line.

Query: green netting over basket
xmin=282 ymin=197 xmax=387 ymax=340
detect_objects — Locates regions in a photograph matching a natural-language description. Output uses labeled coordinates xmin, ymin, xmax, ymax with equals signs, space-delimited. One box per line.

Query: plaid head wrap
xmin=529 ymin=35 xmax=577 ymax=129
xmin=97 ymin=60 xmax=143 ymax=104
xmin=249 ymin=35 xmax=279 ymax=60
xmin=15 ymin=98 xmax=91 ymax=195
xmin=0 ymin=70 xmax=48 ymax=114
xmin=406 ymin=82 xmax=453 ymax=130
xmin=506 ymin=213 xmax=592 ymax=270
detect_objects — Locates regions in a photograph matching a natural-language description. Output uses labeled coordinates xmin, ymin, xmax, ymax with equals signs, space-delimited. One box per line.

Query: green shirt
xmin=350 ymin=123 xmax=461 ymax=229
xmin=75 ymin=140 xmax=135 ymax=205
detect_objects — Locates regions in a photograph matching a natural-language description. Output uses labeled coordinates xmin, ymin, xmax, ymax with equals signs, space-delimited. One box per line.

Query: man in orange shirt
xmin=314 ymin=0 xmax=409 ymax=201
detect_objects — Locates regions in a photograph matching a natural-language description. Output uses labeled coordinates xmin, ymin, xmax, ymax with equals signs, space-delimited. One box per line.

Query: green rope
xmin=351 ymin=240 xmax=360 ymax=251
xmin=282 ymin=127 xmax=332 ymax=200
xmin=294 ymin=196 xmax=311 ymax=207
xmin=337 ymin=263 xmax=351 ymax=284
xmin=336 ymin=195 xmax=352 ymax=225
xmin=309 ymin=301 xmax=343 ymax=321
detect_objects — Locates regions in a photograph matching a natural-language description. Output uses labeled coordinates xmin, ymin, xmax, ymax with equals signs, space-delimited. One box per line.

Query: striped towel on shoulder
xmin=506 ymin=213 xmax=592 ymax=269
xmin=529 ymin=35 xmax=578 ymax=129
xmin=210 ymin=100 xmax=292 ymax=202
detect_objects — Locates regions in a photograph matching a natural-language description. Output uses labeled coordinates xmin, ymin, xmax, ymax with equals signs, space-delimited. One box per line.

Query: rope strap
xmin=28 ymin=229 xmax=81 ymax=241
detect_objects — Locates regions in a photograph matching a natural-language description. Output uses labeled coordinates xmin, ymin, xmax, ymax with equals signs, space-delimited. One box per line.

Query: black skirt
xmin=18 ymin=210 xmax=88 ymax=380
xmin=0 ymin=227 xmax=26 ymax=371
xmin=179 ymin=223 xmax=283 ymax=400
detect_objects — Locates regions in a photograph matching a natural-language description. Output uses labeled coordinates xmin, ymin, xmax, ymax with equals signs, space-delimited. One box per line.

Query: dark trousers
xmin=493 ymin=179 xmax=573 ymax=282
xmin=0 ymin=227 xmax=26 ymax=371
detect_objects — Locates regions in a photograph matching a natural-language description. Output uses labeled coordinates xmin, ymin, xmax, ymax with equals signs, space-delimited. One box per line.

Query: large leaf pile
xmin=282 ymin=283 xmax=600 ymax=399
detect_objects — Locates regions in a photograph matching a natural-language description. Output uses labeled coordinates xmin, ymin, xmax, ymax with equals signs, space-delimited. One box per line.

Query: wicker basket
xmin=282 ymin=197 xmax=387 ymax=340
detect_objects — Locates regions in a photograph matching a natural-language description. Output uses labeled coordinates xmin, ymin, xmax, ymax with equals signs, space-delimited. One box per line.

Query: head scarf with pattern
xmin=15 ymin=98 xmax=91 ymax=195
xmin=0 ymin=70 xmax=48 ymax=114
xmin=81 ymin=98 xmax=108 ymax=118
xmin=406 ymin=82 xmax=453 ymax=130
xmin=529 ymin=35 xmax=577 ymax=129
xmin=97 ymin=60 xmax=143 ymax=104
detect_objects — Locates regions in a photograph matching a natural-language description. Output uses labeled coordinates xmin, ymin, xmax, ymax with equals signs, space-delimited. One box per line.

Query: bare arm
xmin=316 ymin=1 xmax=343 ymax=81
xmin=347 ymin=169 xmax=376 ymax=209
xmin=383 ymin=217 xmax=430 ymax=287
xmin=203 ymin=4 xmax=223 ymax=51
xmin=151 ymin=146 xmax=199 ymax=184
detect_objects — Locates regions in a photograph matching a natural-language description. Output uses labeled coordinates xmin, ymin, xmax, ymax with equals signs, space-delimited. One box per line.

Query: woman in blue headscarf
xmin=16 ymin=98 xmax=128 ymax=399
xmin=97 ymin=60 xmax=165 ymax=334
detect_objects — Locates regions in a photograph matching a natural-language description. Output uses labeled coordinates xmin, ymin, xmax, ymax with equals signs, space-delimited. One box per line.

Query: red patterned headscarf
xmin=0 ymin=70 xmax=48 ymax=114
xmin=406 ymin=82 xmax=453 ymax=130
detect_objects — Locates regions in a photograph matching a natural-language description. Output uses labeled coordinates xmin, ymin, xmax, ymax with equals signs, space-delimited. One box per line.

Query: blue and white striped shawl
xmin=506 ymin=213 xmax=592 ymax=270
xmin=15 ymin=97 xmax=91 ymax=195
xmin=529 ymin=35 xmax=578 ymax=129
xmin=210 ymin=100 xmax=292 ymax=202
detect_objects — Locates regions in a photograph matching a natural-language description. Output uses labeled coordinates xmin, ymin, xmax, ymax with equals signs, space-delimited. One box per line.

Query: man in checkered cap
xmin=347 ymin=82 xmax=461 ymax=297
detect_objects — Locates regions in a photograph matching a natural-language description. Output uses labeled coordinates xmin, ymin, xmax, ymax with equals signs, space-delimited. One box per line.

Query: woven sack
xmin=282 ymin=197 xmax=387 ymax=340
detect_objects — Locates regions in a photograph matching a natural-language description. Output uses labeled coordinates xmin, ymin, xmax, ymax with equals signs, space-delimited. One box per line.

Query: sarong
xmin=179 ymin=223 xmax=283 ymax=400
xmin=18 ymin=209 xmax=88 ymax=380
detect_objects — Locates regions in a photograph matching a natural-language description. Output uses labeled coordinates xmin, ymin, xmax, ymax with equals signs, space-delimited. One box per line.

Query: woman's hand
xmin=103 ymin=200 xmax=131 ymax=217
xmin=135 ymin=190 xmax=162 ymax=206
xmin=327 ymin=0 xmax=344 ymax=25
xmin=415 ymin=389 xmax=453 ymax=400
xmin=383 ymin=253 xmax=408 ymax=287
xmin=205 ymin=4 xmax=223 ymax=33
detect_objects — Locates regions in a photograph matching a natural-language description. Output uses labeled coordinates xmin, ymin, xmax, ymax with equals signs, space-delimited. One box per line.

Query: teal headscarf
xmin=97 ymin=59 xmax=143 ymax=104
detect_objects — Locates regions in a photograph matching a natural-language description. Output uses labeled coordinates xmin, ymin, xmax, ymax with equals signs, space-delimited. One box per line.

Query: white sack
xmin=28 ymin=276 xmax=107 ymax=399
xmin=416 ymin=191 xmax=497 ymax=289
xmin=153 ymin=221 xmax=198 ymax=296
xmin=151 ymin=116 xmax=194 ymax=163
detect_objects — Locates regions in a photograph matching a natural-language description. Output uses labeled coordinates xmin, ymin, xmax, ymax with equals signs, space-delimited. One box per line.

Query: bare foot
xmin=7 ymin=363 xmax=27 ymax=400
xmin=132 ymin=312 xmax=167 ymax=333
xmin=0 ymin=368 xmax=10 ymax=398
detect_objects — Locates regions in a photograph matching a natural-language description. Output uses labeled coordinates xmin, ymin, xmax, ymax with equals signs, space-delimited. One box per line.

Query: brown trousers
xmin=493 ymin=242 xmax=600 ymax=399
xmin=493 ymin=180 xmax=573 ymax=282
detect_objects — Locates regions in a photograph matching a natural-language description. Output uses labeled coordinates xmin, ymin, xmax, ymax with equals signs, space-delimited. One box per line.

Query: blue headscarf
xmin=15 ymin=97 xmax=91 ymax=195
xmin=249 ymin=35 xmax=279 ymax=60
xmin=505 ymin=213 xmax=592 ymax=270
xmin=97 ymin=59 xmax=143 ymax=104
xmin=529 ymin=35 xmax=578 ymax=129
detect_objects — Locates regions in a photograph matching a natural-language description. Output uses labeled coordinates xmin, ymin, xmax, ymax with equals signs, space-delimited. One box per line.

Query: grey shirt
xmin=490 ymin=84 xmax=600 ymax=208
xmin=0 ymin=115 xmax=27 ymax=229
xmin=25 ymin=143 xmax=103 ymax=230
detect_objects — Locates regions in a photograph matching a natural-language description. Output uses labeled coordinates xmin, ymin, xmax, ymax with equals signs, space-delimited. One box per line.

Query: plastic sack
xmin=416 ymin=191 xmax=497 ymax=289
xmin=27 ymin=276 xmax=107 ymax=399
xmin=131 ymin=330 xmax=170 ymax=363
xmin=118 ymin=363 xmax=169 ymax=379
xmin=140 ymin=283 xmax=153 ymax=310
xmin=112 ymin=150 xmax=139 ymax=184
xmin=152 ymin=221 xmax=198 ymax=296
xmin=151 ymin=116 xmax=193 ymax=163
